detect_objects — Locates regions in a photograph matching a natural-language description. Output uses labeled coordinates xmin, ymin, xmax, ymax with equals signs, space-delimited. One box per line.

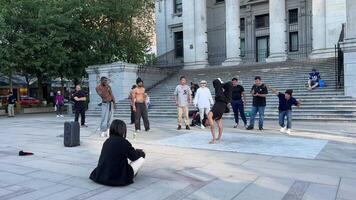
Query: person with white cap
xmin=193 ymin=80 xmax=214 ymax=129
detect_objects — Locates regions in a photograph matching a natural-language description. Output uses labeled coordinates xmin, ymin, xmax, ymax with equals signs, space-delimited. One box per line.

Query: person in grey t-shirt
xmin=174 ymin=76 xmax=192 ymax=130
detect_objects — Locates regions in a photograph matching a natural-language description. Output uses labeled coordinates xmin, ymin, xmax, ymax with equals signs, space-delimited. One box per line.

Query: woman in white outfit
xmin=194 ymin=80 xmax=214 ymax=129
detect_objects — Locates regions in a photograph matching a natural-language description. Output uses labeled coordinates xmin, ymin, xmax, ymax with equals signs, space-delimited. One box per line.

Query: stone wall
xmin=86 ymin=62 xmax=173 ymax=110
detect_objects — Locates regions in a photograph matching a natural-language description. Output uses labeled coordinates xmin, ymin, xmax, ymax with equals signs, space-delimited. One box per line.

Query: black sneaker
xmin=246 ymin=125 xmax=254 ymax=130
xmin=186 ymin=125 xmax=190 ymax=130
xmin=259 ymin=127 xmax=264 ymax=131
xmin=177 ymin=125 xmax=182 ymax=130
xmin=81 ymin=124 xmax=88 ymax=128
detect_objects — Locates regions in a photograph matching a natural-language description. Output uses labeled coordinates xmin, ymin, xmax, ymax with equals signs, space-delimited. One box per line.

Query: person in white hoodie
xmin=194 ymin=80 xmax=214 ymax=129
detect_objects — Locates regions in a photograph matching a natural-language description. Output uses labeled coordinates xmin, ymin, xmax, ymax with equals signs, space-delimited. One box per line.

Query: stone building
xmin=155 ymin=0 xmax=356 ymax=96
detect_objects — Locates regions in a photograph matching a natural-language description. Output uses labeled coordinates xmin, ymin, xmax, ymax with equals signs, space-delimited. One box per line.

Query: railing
xmin=335 ymin=23 xmax=345 ymax=89
xmin=288 ymin=44 xmax=312 ymax=60
xmin=242 ymin=49 xmax=269 ymax=63
xmin=154 ymin=49 xmax=184 ymax=68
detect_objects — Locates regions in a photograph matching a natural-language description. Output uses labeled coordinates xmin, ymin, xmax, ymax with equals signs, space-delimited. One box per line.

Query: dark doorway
xmin=174 ymin=31 xmax=184 ymax=58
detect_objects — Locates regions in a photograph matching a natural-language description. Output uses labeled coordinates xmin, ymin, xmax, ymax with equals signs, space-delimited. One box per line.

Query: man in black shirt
xmin=231 ymin=78 xmax=247 ymax=128
xmin=7 ymin=92 xmax=16 ymax=117
xmin=72 ymin=84 xmax=87 ymax=127
xmin=246 ymin=76 xmax=268 ymax=130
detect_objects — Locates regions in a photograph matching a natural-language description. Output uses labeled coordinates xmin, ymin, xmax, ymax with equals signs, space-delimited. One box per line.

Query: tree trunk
xmin=37 ymin=73 xmax=44 ymax=100
xmin=8 ymin=70 xmax=13 ymax=91
xmin=25 ymin=74 xmax=30 ymax=96
xmin=60 ymin=75 xmax=65 ymax=95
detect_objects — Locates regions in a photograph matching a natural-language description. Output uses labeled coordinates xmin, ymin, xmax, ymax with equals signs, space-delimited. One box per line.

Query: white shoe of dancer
xmin=280 ymin=127 xmax=287 ymax=133
xmin=286 ymin=129 xmax=291 ymax=135
xmin=201 ymin=124 xmax=205 ymax=129
xmin=101 ymin=132 xmax=106 ymax=137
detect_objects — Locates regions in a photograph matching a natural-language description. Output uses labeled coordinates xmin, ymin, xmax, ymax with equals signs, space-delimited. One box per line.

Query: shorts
xmin=210 ymin=101 xmax=227 ymax=121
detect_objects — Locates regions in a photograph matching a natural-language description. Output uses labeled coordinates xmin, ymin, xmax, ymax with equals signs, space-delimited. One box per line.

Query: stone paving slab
xmin=152 ymin=132 xmax=328 ymax=159
xmin=1 ymin=114 xmax=356 ymax=200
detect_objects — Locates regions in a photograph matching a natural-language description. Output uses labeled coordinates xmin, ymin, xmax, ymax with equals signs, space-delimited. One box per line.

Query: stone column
xmin=222 ymin=0 xmax=241 ymax=66
xmin=341 ymin=0 xmax=356 ymax=97
xmin=182 ymin=0 xmax=196 ymax=68
xmin=309 ymin=0 xmax=327 ymax=58
xmin=266 ymin=0 xmax=287 ymax=62
xmin=194 ymin=0 xmax=209 ymax=68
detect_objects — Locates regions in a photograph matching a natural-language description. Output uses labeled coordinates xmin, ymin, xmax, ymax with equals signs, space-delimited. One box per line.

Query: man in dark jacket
xmin=207 ymin=78 xmax=232 ymax=144
xmin=90 ymin=120 xmax=145 ymax=186
xmin=72 ymin=84 xmax=87 ymax=127
xmin=7 ymin=91 xmax=16 ymax=117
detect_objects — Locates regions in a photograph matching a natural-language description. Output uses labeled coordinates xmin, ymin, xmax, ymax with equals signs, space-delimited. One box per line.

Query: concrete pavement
xmin=0 ymin=114 xmax=356 ymax=200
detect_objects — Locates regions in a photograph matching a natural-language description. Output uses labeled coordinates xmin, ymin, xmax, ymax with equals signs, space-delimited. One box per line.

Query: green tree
xmin=0 ymin=0 xmax=155 ymax=98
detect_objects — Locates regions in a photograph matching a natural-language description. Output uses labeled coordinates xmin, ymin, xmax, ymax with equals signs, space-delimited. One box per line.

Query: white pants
xmin=8 ymin=104 xmax=15 ymax=116
xmin=130 ymin=157 xmax=145 ymax=175
xmin=199 ymin=107 xmax=210 ymax=122
xmin=100 ymin=102 xmax=114 ymax=132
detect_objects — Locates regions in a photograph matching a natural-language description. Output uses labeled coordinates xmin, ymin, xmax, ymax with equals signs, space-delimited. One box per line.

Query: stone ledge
xmin=23 ymin=107 xmax=55 ymax=114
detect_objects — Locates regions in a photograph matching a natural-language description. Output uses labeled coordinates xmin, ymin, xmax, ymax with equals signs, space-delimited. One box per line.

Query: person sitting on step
xmin=308 ymin=68 xmax=321 ymax=90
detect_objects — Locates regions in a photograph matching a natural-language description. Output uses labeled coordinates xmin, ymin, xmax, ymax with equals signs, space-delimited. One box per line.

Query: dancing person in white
xmin=194 ymin=80 xmax=214 ymax=129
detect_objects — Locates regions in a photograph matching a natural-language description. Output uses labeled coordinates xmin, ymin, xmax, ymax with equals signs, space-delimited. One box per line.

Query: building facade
xmin=155 ymin=0 xmax=347 ymax=67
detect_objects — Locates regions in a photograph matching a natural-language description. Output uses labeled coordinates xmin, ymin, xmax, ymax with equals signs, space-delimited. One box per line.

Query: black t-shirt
xmin=278 ymin=93 xmax=299 ymax=111
xmin=250 ymin=84 xmax=268 ymax=107
xmin=232 ymin=85 xmax=244 ymax=101
xmin=8 ymin=95 xmax=16 ymax=104
xmin=72 ymin=90 xmax=86 ymax=108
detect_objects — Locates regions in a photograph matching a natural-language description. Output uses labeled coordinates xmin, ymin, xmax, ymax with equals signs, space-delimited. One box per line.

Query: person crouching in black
xmin=90 ymin=119 xmax=145 ymax=186
xmin=207 ymin=78 xmax=232 ymax=144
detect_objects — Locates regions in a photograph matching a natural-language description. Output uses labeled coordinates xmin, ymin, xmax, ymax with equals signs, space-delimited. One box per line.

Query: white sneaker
xmin=286 ymin=129 xmax=291 ymax=135
xmin=280 ymin=127 xmax=287 ymax=133
xmin=101 ymin=132 xmax=106 ymax=137
xmin=56 ymin=115 xmax=60 ymax=118
xmin=201 ymin=124 xmax=205 ymax=129
xmin=60 ymin=115 xmax=64 ymax=117
xmin=133 ymin=132 xmax=137 ymax=139
xmin=233 ymin=124 xmax=238 ymax=128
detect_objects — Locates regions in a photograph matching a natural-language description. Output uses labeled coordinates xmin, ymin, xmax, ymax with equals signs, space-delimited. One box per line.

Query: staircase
xmin=87 ymin=58 xmax=356 ymax=121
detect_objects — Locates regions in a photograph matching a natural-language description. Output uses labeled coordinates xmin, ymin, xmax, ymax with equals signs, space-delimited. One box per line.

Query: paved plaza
xmin=1 ymin=114 xmax=356 ymax=200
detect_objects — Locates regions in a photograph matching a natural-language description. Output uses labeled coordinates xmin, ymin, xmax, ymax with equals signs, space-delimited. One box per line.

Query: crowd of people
xmin=1 ymin=69 xmax=321 ymax=187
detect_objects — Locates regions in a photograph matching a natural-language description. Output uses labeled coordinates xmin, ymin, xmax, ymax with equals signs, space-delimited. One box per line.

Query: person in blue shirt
xmin=267 ymin=85 xmax=300 ymax=134
xmin=308 ymin=68 xmax=321 ymax=90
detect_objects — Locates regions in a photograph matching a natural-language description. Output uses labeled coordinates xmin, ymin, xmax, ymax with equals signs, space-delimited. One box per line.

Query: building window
xmin=174 ymin=31 xmax=184 ymax=58
xmin=240 ymin=18 xmax=245 ymax=32
xmin=240 ymin=39 xmax=245 ymax=57
xmin=174 ymin=0 xmax=182 ymax=14
xmin=256 ymin=36 xmax=269 ymax=62
xmin=216 ymin=0 xmax=225 ymax=3
xmin=255 ymin=14 xmax=269 ymax=29
xmin=289 ymin=32 xmax=299 ymax=52
xmin=289 ymin=9 xmax=298 ymax=24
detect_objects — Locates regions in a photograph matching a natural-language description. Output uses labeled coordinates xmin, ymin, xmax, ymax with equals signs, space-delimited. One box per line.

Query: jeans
xmin=100 ymin=102 xmax=114 ymax=132
xmin=249 ymin=106 xmax=265 ymax=128
xmin=75 ymin=107 xmax=86 ymax=125
xmin=279 ymin=110 xmax=292 ymax=129
xmin=135 ymin=102 xmax=150 ymax=131
xmin=231 ymin=100 xmax=247 ymax=125
xmin=56 ymin=104 xmax=63 ymax=115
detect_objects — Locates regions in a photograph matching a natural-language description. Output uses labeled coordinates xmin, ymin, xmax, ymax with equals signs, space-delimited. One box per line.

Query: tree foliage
xmin=0 ymin=0 xmax=155 ymax=98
